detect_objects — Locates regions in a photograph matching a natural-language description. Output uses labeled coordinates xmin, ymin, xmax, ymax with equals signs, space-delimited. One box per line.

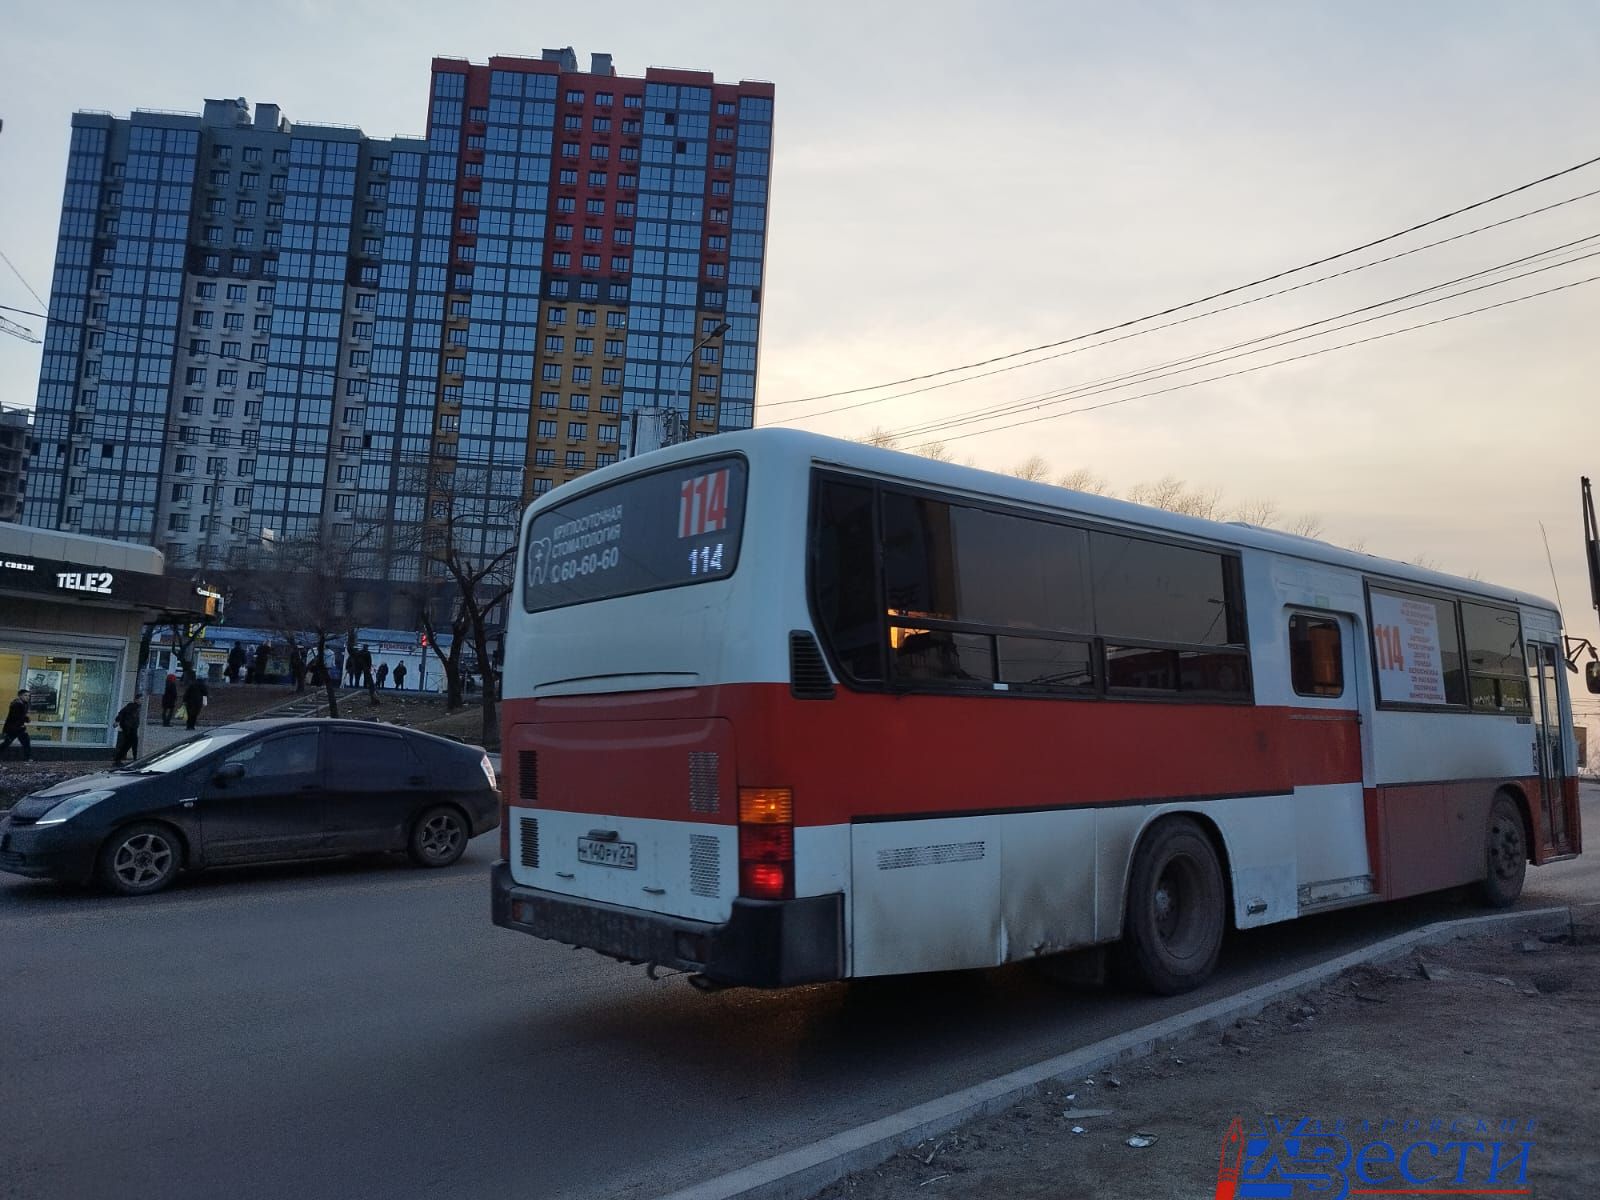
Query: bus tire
xmin=1473 ymin=792 xmax=1527 ymax=909
xmin=1114 ymin=817 xmax=1226 ymax=995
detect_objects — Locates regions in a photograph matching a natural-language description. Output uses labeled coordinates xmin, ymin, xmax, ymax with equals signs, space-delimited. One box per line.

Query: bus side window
xmin=812 ymin=480 xmax=883 ymax=682
xmin=1288 ymin=614 xmax=1343 ymax=698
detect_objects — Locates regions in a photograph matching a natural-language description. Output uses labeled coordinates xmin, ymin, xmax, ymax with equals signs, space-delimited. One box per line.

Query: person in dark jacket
xmin=333 ymin=645 xmax=345 ymax=684
xmin=1 ymin=689 xmax=31 ymax=762
xmin=182 ymin=674 xmax=209 ymax=731
xmin=253 ymin=643 xmax=271 ymax=684
xmin=113 ymin=698 xmax=142 ymax=765
xmin=392 ymin=662 xmax=407 ymax=690
xmin=161 ymin=673 xmax=179 ymax=726
xmin=288 ymin=644 xmax=306 ymax=693
xmin=375 ymin=662 xmax=389 ymax=689
xmin=226 ymin=642 xmax=247 ymax=685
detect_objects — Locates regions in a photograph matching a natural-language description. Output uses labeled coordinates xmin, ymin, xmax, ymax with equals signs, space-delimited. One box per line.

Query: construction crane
xmin=0 ymin=311 xmax=39 ymax=343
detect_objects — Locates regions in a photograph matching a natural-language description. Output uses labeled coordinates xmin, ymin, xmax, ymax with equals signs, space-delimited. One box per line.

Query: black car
xmin=0 ymin=719 xmax=500 ymax=896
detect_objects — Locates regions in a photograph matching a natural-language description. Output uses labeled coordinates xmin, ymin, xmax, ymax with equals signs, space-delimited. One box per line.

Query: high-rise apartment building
xmin=0 ymin=404 xmax=29 ymax=522
xmin=25 ymin=49 xmax=774 ymax=626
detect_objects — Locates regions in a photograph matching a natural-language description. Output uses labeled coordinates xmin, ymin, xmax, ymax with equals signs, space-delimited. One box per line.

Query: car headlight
xmin=35 ymin=790 xmax=116 ymax=826
xmin=479 ymin=753 xmax=498 ymax=790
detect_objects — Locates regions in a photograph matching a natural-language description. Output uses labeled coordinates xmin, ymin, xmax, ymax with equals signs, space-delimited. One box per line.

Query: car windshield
xmin=130 ymin=730 xmax=252 ymax=774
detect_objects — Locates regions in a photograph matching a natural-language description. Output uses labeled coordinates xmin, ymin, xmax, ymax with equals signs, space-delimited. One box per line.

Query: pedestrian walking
xmin=161 ymin=673 xmax=179 ymax=726
xmin=1 ymin=689 xmax=32 ymax=762
xmin=182 ymin=673 xmax=209 ymax=731
xmin=253 ymin=643 xmax=271 ymax=684
xmin=360 ymin=645 xmax=380 ymax=705
xmin=112 ymin=698 xmax=142 ymax=765
xmin=333 ymin=645 xmax=345 ymax=684
xmin=289 ymin=644 xmax=306 ymax=693
xmin=393 ymin=662 xmax=408 ymax=690
xmin=375 ymin=662 xmax=389 ymax=689
xmin=227 ymin=641 xmax=247 ymax=685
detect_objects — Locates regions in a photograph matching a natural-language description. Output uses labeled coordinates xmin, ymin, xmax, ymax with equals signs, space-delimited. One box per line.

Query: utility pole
xmin=628 ymin=321 xmax=730 ymax=458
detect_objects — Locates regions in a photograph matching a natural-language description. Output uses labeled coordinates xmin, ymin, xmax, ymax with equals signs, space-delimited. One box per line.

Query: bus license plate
xmin=577 ymin=838 xmax=637 ymax=870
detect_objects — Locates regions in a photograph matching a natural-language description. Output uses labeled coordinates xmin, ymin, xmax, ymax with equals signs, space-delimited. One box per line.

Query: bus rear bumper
xmin=491 ymin=862 xmax=843 ymax=988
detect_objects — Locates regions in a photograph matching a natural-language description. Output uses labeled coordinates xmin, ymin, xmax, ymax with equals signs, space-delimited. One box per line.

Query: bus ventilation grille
xmin=518 ymin=750 xmax=539 ymax=803
xmin=789 ymin=630 xmax=836 ymax=699
xmin=519 ymin=817 xmax=540 ymax=869
xmin=877 ymin=841 xmax=985 ymax=870
xmin=689 ymin=751 xmax=720 ymax=814
xmin=689 ymin=834 xmax=720 ymax=897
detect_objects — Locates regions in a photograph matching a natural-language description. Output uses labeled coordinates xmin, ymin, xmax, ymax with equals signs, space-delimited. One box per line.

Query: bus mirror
xmin=1586 ymin=661 xmax=1600 ymax=695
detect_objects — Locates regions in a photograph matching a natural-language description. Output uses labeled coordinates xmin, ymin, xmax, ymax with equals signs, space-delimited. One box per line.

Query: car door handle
xmin=407 ymin=775 xmax=426 ymax=785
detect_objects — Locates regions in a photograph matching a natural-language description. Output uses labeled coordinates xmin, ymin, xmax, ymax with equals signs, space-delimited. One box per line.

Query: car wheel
xmin=1473 ymin=792 xmax=1527 ymax=908
xmin=97 ymin=823 xmax=182 ymax=896
xmin=409 ymin=805 xmax=468 ymax=868
xmin=1113 ymin=816 xmax=1227 ymax=995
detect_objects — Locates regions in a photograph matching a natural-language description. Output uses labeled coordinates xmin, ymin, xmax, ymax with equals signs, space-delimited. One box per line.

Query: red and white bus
xmin=492 ymin=430 xmax=1581 ymax=993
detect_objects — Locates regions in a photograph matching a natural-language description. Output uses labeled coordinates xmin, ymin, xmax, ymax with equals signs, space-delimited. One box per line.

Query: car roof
xmin=217 ymin=718 xmax=483 ymax=753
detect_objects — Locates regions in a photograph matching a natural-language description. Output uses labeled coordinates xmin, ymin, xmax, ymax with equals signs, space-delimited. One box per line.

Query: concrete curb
xmin=656 ymin=905 xmax=1576 ymax=1200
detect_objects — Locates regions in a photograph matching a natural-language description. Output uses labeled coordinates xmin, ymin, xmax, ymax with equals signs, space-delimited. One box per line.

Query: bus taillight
xmin=738 ymin=787 xmax=794 ymax=900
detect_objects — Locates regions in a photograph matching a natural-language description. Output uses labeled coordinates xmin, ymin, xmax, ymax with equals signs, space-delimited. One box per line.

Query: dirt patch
xmin=817 ymin=933 xmax=1600 ymax=1200
xmin=142 ymin=683 xmax=298 ymax=725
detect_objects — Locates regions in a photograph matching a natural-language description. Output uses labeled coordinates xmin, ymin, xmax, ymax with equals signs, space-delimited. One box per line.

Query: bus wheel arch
xmin=1113 ymin=813 xmax=1231 ymax=995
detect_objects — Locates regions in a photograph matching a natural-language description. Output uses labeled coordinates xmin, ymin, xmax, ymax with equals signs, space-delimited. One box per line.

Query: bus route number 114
xmin=679 ymin=468 xmax=731 ymax=539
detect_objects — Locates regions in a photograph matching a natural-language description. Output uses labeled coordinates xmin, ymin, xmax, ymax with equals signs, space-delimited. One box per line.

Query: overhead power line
xmin=0 ymin=246 xmax=48 ymax=311
xmin=760 ymin=149 xmax=1600 ymax=409
xmin=0 ymin=301 xmax=48 ymax=320
xmin=886 ymin=235 xmax=1600 ymax=442
xmin=775 ymin=186 xmax=1600 ymax=425
xmin=910 ymin=271 xmax=1600 ymax=449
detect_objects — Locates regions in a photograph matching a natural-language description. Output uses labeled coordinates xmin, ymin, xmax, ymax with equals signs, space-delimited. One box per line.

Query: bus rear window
xmin=522 ymin=456 xmax=748 ymax=612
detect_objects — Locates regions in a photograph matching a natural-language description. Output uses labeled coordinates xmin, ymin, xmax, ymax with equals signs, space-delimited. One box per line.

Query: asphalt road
xmin=3 ymin=788 xmax=1595 ymax=1200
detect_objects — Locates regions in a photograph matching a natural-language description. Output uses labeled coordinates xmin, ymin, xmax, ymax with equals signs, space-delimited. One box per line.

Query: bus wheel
xmin=1473 ymin=793 xmax=1527 ymax=909
xmin=1115 ymin=817 xmax=1226 ymax=995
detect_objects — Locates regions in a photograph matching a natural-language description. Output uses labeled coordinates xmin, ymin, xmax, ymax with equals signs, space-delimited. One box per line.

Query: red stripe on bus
xmin=502 ymin=685 xmax=1364 ymax=827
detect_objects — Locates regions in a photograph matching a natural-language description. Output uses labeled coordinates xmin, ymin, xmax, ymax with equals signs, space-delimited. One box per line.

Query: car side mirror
xmin=1586 ymin=661 xmax=1600 ymax=695
xmin=212 ymin=761 xmax=246 ymax=787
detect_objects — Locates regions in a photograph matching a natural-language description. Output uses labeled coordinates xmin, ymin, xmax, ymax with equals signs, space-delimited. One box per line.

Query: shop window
xmin=0 ymin=651 xmax=118 ymax=744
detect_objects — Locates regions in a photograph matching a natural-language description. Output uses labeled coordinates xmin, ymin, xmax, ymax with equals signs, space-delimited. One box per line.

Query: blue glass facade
xmin=26 ymin=58 xmax=771 ymax=624
xmin=257 ymin=133 xmax=359 ymax=542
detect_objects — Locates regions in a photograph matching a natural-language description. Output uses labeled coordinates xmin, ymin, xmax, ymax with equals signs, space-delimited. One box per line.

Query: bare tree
xmin=1232 ymin=498 xmax=1281 ymax=527
xmin=399 ymin=465 xmax=520 ymax=748
xmin=919 ymin=441 xmax=954 ymax=463
xmin=1007 ymin=455 xmax=1051 ymax=482
xmin=1128 ymin=475 xmax=1224 ymax=519
xmin=862 ymin=427 xmax=900 ymax=449
xmin=243 ymin=526 xmax=380 ymax=718
xmin=1056 ymin=467 xmax=1113 ymax=496
xmin=1284 ymin=513 xmax=1325 ymax=539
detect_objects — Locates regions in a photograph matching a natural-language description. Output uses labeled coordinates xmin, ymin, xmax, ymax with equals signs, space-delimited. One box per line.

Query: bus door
xmin=1288 ymin=610 xmax=1375 ymax=909
xmin=1526 ymin=641 xmax=1578 ymax=856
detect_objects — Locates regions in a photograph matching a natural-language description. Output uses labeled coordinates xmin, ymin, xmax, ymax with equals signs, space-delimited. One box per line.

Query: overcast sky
xmin=3 ymin=1 xmax=1600 ymax=651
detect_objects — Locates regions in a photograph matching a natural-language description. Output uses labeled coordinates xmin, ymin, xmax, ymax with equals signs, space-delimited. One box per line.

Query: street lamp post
xmin=672 ymin=320 xmax=730 ymax=443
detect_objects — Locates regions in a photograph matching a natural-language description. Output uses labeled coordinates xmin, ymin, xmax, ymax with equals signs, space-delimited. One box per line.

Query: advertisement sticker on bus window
xmin=1370 ymin=590 xmax=1447 ymax=704
xmin=523 ymin=456 xmax=748 ymax=612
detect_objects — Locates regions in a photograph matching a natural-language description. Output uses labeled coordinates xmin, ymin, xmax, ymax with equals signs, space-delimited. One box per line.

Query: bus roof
xmin=540 ymin=428 xmax=1560 ymax=617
